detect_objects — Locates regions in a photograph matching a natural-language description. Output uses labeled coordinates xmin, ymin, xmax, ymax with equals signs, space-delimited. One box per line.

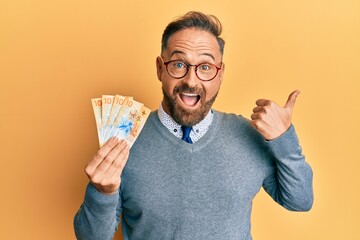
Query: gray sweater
xmin=74 ymin=110 xmax=313 ymax=240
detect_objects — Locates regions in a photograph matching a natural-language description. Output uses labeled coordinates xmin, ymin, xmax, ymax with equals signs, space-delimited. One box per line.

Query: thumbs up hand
xmin=250 ymin=90 xmax=300 ymax=140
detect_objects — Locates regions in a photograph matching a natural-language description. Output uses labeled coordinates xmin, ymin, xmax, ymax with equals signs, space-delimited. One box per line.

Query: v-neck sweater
xmin=74 ymin=110 xmax=313 ymax=240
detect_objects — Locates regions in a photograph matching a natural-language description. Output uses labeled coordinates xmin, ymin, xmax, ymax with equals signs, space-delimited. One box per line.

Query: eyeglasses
xmin=162 ymin=59 xmax=222 ymax=81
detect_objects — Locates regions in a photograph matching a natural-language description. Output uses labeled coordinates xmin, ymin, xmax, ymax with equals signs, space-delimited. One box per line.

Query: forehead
xmin=164 ymin=28 xmax=222 ymax=60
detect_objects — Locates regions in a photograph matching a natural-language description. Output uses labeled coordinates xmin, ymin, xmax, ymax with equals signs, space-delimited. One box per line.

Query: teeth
xmin=180 ymin=93 xmax=200 ymax=107
xmin=182 ymin=93 xmax=198 ymax=97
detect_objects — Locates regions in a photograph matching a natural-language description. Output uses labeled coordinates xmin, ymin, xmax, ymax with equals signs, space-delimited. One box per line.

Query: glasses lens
xmin=196 ymin=63 xmax=218 ymax=81
xmin=166 ymin=61 xmax=188 ymax=78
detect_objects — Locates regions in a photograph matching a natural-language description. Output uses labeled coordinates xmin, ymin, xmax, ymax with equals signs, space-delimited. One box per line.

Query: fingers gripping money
xmin=88 ymin=94 xmax=150 ymax=194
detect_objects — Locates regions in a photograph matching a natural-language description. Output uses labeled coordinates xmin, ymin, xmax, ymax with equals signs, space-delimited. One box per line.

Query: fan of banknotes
xmin=91 ymin=95 xmax=151 ymax=147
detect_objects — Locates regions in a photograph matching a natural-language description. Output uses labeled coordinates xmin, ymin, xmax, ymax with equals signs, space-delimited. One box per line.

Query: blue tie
xmin=181 ymin=126 xmax=193 ymax=144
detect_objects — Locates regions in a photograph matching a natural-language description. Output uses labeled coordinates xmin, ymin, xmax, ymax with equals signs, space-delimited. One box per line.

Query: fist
xmin=85 ymin=137 xmax=130 ymax=194
xmin=250 ymin=90 xmax=300 ymax=140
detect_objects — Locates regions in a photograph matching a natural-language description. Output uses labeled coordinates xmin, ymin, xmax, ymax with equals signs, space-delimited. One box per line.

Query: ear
xmin=156 ymin=56 xmax=163 ymax=81
xmin=219 ymin=62 xmax=225 ymax=83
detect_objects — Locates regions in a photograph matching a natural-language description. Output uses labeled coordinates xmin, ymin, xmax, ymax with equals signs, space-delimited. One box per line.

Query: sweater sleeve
xmin=262 ymin=125 xmax=314 ymax=211
xmin=73 ymin=182 xmax=122 ymax=240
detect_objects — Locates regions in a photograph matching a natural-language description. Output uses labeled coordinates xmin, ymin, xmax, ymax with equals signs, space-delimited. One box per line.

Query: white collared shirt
xmin=157 ymin=104 xmax=213 ymax=143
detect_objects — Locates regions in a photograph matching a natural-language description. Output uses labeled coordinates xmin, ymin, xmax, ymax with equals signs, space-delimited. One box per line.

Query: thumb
xmin=284 ymin=90 xmax=300 ymax=110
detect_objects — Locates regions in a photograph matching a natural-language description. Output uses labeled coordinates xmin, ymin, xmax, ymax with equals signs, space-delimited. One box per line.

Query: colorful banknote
xmin=91 ymin=95 xmax=151 ymax=147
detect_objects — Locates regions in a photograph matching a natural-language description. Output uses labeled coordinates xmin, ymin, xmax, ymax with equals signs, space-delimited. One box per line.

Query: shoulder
xmin=211 ymin=110 xmax=271 ymax=149
xmin=213 ymin=110 xmax=257 ymax=134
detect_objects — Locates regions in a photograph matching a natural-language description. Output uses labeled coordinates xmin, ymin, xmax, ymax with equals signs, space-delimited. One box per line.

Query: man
xmin=74 ymin=11 xmax=313 ymax=240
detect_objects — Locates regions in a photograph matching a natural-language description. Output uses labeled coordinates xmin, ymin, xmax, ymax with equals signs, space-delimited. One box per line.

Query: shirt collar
xmin=157 ymin=103 xmax=213 ymax=142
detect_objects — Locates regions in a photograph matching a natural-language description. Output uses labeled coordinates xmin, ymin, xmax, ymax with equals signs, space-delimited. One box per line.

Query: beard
xmin=162 ymin=83 xmax=218 ymax=126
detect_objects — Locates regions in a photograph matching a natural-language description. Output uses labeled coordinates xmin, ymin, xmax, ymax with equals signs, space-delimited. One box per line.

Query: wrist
xmin=93 ymin=183 xmax=120 ymax=195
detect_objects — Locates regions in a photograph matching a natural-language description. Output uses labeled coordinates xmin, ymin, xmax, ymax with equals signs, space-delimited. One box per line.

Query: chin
xmin=162 ymin=88 xmax=218 ymax=126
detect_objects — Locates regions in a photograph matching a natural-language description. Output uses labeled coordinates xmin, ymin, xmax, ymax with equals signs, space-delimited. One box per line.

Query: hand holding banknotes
xmin=250 ymin=90 xmax=300 ymax=140
xmin=87 ymin=94 xmax=150 ymax=194
xmin=85 ymin=137 xmax=130 ymax=194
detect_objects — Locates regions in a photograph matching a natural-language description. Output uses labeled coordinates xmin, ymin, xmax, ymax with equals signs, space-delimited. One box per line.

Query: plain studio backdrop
xmin=0 ymin=0 xmax=359 ymax=239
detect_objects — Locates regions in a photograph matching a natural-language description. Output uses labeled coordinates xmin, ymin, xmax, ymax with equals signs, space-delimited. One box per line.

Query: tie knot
xmin=181 ymin=126 xmax=193 ymax=144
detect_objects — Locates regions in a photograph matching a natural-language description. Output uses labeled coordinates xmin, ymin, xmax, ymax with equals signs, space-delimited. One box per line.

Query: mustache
xmin=173 ymin=83 xmax=204 ymax=96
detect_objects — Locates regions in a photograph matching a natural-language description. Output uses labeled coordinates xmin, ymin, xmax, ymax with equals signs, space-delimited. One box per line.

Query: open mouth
xmin=179 ymin=93 xmax=201 ymax=107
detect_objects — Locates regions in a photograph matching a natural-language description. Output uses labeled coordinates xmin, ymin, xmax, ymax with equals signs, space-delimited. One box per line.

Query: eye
xmin=173 ymin=61 xmax=186 ymax=69
xmin=199 ymin=64 xmax=211 ymax=71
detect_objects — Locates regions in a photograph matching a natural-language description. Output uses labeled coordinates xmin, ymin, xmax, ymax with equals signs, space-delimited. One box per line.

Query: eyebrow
xmin=170 ymin=50 xmax=215 ymax=61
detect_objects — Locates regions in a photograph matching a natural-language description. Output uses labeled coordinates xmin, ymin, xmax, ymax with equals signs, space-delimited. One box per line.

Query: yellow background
xmin=1 ymin=0 xmax=359 ymax=239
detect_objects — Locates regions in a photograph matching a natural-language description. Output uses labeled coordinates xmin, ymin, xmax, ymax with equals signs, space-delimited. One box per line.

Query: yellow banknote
xmin=124 ymin=105 xmax=151 ymax=147
xmin=106 ymin=98 xmax=144 ymax=143
xmin=91 ymin=94 xmax=150 ymax=148
xmin=103 ymin=95 xmax=131 ymax=142
xmin=101 ymin=95 xmax=115 ymax=129
xmin=91 ymin=98 xmax=102 ymax=146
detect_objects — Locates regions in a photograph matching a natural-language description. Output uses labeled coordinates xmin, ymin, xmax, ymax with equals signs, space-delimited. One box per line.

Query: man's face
xmin=156 ymin=28 xmax=225 ymax=126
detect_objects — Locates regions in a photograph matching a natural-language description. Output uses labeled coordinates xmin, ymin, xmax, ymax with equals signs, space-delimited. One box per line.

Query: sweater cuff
xmin=84 ymin=182 xmax=119 ymax=209
xmin=266 ymin=125 xmax=303 ymax=160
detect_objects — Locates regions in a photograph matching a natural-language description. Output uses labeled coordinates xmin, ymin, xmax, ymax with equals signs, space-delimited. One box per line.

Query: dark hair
xmin=161 ymin=11 xmax=225 ymax=55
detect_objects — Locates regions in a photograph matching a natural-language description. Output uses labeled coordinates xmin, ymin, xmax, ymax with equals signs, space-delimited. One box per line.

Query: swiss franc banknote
xmin=91 ymin=95 xmax=151 ymax=147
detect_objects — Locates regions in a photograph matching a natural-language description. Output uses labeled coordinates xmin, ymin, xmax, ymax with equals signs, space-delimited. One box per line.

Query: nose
xmin=182 ymin=65 xmax=200 ymax=87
